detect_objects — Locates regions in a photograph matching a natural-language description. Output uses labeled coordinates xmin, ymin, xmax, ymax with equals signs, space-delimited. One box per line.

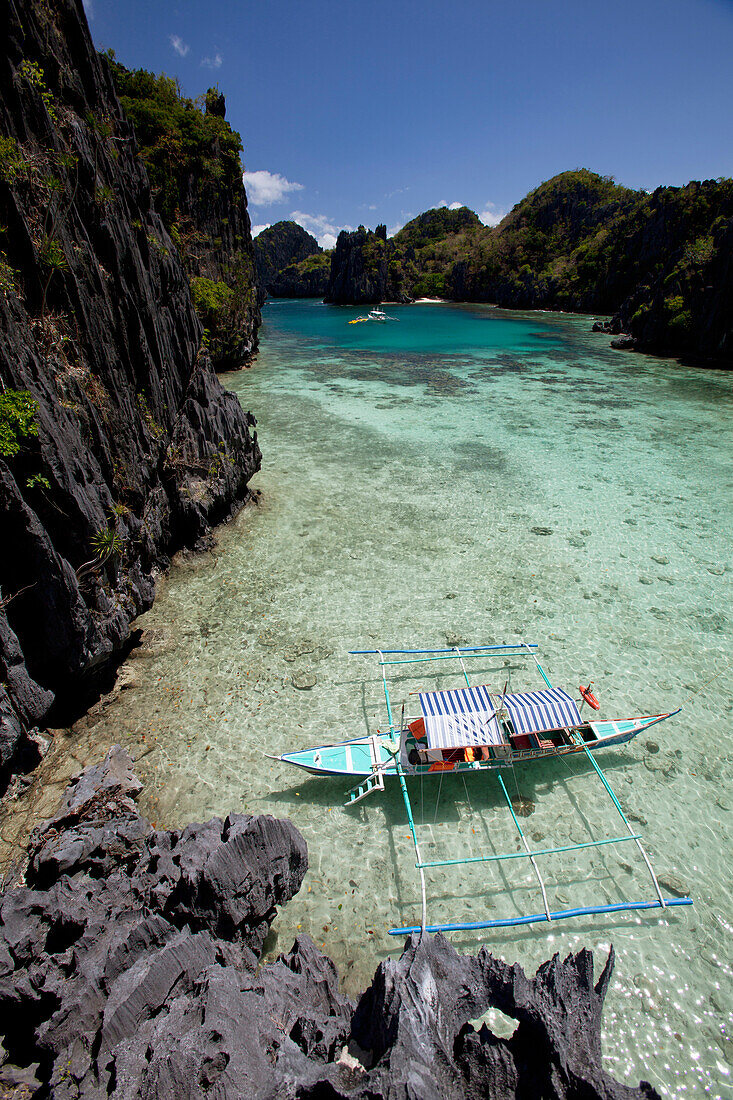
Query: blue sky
xmin=84 ymin=0 xmax=733 ymax=246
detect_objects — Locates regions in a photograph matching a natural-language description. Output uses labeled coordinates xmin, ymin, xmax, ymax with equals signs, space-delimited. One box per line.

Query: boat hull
xmin=274 ymin=715 xmax=670 ymax=778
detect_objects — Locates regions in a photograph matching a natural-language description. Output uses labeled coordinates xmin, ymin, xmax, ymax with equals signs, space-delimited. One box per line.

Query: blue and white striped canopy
xmin=503 ymin=688 xmax=581 ymax=735
xmin=418 ymin=685 xmax=503 ymax=749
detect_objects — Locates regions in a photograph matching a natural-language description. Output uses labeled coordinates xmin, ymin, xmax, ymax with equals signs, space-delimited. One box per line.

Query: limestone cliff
xmin=0 ymin=0 xmax=260 ymax=782
xmin=336 ymin=176 xmax=733 ymax=361
xmin=324 ymin=224 xmax=412 ymax=304
xmin=108 ymin=63 xmax=261 ymax=372
xmin=609 ymin=186 xmax=733 ymax=358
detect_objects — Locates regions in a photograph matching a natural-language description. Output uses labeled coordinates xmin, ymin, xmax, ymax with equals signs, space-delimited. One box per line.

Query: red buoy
xmin=579 ymin=682 xmax=600 ymax=709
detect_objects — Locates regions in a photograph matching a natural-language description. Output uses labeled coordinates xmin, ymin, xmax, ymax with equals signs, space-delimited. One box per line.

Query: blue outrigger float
xmin=271 ymin=642 xmax=693 ymax=935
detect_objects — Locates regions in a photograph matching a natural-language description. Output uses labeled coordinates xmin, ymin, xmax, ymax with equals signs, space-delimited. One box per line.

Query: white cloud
xmin=82 ymin=0 xmax=94 ymax=17
xmin=479 ymin=202 xmax=506 ymax=227
xmin=290 ymin=211 xmax=351 ymax=248
xmin=251 ymin=224 xmax=271 ymax=238
xmin=201 ymin=53 xmax=223 ymax=70
xmin=169 ymin=34 xmax=189 ymax=57
xmin=243 ymin=170 xmax=304 ymax=206
xmin=435 ymin=200 xmax=465 ymax=210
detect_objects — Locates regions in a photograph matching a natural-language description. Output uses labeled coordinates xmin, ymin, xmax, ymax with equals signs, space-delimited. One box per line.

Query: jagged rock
xmin=109 ymin=65 xmax=261 ymax=371
xmin=0 ymin=609 xmax=53 ymax=773
xmin=0 ymin=0 xmax=261 ymax=783
xmin=0 ymin=750 xmax=659 ymax=1099
xmin=610 ymin=334 xmax=638 ymax=350
xmin=25 ymin=744 xmax=144 ymax=886
xmin=325 ymin=225 xmax=412 ymax=305
xmin=0 ymin=749 xmax=316 ymax=1095
xmin=341 ymin=933 xmax=660 ymax=1100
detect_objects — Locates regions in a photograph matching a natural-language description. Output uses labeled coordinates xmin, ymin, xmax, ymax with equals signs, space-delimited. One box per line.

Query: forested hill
xmin=253 ymin=221 xmax=323 ymax=296
xmin=325 ymin=170 xmax=733 ymax=362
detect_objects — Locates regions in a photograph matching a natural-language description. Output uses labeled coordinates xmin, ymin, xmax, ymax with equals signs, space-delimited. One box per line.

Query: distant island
xmin=258 ymin=172 xmax=733 ymax=363
xmin=254 ymin=221 xmax=330 ymax=298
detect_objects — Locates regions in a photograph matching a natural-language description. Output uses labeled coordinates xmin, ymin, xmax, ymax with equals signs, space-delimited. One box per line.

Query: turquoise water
xmin=109 ymin=301 xmax=731 ymax=1095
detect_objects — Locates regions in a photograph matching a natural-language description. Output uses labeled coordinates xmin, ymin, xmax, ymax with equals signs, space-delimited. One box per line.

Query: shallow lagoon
xmin=105 ymin=301 xmax=731 ymax=1096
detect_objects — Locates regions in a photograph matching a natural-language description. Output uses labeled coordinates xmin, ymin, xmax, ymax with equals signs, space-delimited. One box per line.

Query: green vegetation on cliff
xmin=393 ymin=207 xmax=484 ymax=298
xmin=269 ymin=251 xmax=331 ymax=298
xmin=325 ymin=224 xmax=410 ymax=304
xmin=106 ymin=54 xmax=260 ymax=369
xmin=106 ymin=59 xmax=242 ymax=225
xmin=0 ymin=390 xmax=39 ymax=459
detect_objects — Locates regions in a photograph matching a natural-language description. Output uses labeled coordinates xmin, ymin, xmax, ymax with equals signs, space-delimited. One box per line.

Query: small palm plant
xmin=90 ymin=527 xmax=123 ymax=560
xmin=76 ymin=524 xmax=124 ymax=582
xmin=39 ymin=236 xmax=68 ymax=319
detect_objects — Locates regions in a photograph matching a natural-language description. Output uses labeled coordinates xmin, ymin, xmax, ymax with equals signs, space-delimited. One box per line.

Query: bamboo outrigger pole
xmin=377 ymin=651 xmax=427 ymax=934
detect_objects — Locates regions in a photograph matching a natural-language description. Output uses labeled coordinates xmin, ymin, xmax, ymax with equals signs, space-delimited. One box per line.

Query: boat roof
xmin=503 ymin=688 xmax=582 ymax=735
xmin=418 ymin=685 xmax=504 ymax=749
xmin=418 ymin=685 xmax=582 ymax=748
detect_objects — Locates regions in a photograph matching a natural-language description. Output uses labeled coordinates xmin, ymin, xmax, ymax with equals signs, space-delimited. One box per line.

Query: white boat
xmin=347 ymin=308 xmax=398 ymax=325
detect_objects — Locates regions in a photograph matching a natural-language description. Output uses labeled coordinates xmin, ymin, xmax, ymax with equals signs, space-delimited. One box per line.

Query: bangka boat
xmin=270 ymin=643 xmax=693 ymax=935
xmin=346 ymin=308 xmax=398 ymax=324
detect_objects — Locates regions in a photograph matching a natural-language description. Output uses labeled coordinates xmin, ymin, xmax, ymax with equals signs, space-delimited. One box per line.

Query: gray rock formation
xmin=0 ymin=749 xmax=659 ymax=1099
xmin=108 ymin=70 xmax=261 ymax=372
xmin=610 ymin=334 xmax=638 ymax=350
xmin=325 ymin=225 xmax=411 ymax=305
xmin=0 ymin=0 xmax=261 ymax=781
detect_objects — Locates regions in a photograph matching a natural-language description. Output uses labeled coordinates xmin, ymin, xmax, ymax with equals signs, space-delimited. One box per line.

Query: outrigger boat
xmin=347 ymin=308 xmax=398 ymax=324
xmin=270 ymin=643 xmax=693 ymax=935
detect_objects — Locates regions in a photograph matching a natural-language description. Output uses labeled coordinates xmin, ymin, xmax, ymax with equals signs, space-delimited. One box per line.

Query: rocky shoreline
xmin=0 ymin=749 xmax=659 ymax=1099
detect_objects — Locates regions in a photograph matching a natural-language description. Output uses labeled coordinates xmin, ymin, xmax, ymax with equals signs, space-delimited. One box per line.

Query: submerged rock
xmin=656 ymin=874 xmax=690 ymax=898
xmin=292 ymin=671 xmax=317 ymax=690
xmin=0 ymin=750 xmax=659 ymax=1099
xmin=610 ymin=334 xmax=638 ymax=350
